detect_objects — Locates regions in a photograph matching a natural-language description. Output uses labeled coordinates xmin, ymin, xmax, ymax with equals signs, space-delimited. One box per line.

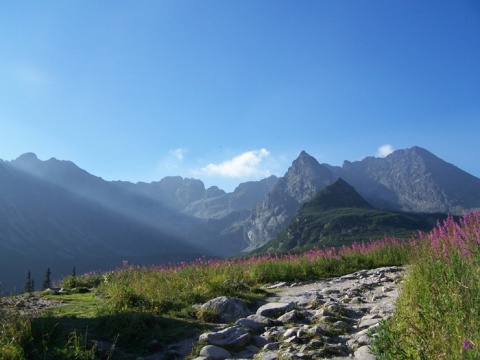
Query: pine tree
xmin=42 ymin=267 xmax=51 ymax=290
xmin=24 ymin=270 xmax=34 ymax=293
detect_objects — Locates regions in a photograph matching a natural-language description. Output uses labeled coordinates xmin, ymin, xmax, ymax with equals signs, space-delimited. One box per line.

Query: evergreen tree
xmin=72 ymin=266 xmax=76 ymax=278
xmin=24 ymin=270 xmax=34 ymax=293
xmin=42 ymin=267 xmax=51 ymax=290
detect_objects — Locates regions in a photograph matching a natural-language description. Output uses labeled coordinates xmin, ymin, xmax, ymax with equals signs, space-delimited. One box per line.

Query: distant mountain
xmin=182 ymin=176 xmax=278 ymax=219
xmin=328 ymin=146 xmax=480 ymax=213
xmin=0 ymin=154 xmax=276 ymax=291
xmin=1 ymin=146 xmax=479 ymax=290
xmin=242 ymin=147 xmax=480 ymax=250
xmin=256 ymin=178 xmax=451 ymax=254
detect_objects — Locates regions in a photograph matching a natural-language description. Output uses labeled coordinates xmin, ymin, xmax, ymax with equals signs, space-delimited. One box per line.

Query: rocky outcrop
xmin=330 ymin=146 xmax=480 ymax=213
xmin=198 ymin=296 xmax=252 ymax=323
xmin=183 ymin=176 xmax=278 ymax=220
xmin=189 ymin=266 xmax=405 ymax=360
xmin=242 ymin=146 xmax=480 ymax=252
xmin=243 ymin=151 xmax=334 ymax=250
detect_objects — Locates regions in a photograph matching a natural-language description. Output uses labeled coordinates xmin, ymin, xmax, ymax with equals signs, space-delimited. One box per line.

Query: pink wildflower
xmin=463 ymin=340 xmax=473 ymax=350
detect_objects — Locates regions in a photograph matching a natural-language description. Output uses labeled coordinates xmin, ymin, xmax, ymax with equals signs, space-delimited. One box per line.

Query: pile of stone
xmin=189 ymin=266 xmax=405 ymax=360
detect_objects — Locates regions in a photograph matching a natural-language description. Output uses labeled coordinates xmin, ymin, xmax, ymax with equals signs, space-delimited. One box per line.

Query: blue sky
xmin=1 ymin=1 xmax=479 ymax=192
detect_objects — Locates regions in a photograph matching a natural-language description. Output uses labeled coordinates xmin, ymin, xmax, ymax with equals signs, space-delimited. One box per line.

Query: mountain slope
xmin=243 ymin=151 xmax=334 ymax=250
xmin=328 ymin=146 xmax=480 ymax=213
xmin=0 ymin=158 xmax=210 ymax=291
xmin=256 ymin=178 xmax=450 ymax=254
xmin=242 ymin=146 xmax=480 ymax=252
xmin=0 ymin=154 xmax=277 ymax=290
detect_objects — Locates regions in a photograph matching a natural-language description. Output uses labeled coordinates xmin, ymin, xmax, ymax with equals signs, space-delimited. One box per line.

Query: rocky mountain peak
xmin=307 ymin=178 xmax=374 ymax=212
xmin=14 ymin=152 xmax=39 ymax=163
xmin=284 ymin=151 xmax=334 ymax=203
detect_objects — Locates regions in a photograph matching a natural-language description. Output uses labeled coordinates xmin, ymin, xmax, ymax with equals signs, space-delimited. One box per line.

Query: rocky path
xmin=155 ymin=265 xmax=405 ymax=360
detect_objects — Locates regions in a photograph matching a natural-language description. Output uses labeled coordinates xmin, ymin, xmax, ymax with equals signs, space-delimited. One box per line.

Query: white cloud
xmin=170 ymin=148 xmax=186 ymax=160
xmin=199 ymin=148 xmax=271 ymax=178
xmin=376 ymin=144 xmax=394 ymax=157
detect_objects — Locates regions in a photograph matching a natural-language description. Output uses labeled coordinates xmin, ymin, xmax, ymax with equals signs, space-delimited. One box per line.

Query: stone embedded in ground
xmin=199 ymin=345 xmax=232 ymax=359
xmin=354 ymin=345 xmax=376 ymax=360
xmin=359 ymin=314 xmax=382 ymax=328
xmin=199 ymin=325 xmax=251 ymax=350
xmin=247 ymin=314 xmax=276 ymax=326
xmin=256 ymin=302 xmax=294 ymax=318
xmin=256 ymin=350 xmax=279 ymax=360
xmin=200 ymin=296 xmax=251 ymax=323
xmin=236 ymin=317 xmax=267 ymax=331
xmin=252 ymin=335 xmax=270 ymax=348
xmin=235 ymin=344 xmax=260 ymax=358
xmin=277 ymin=309 xmax=298 ymax=324
xmin=266 ymin=282 xmax=289 ymax=289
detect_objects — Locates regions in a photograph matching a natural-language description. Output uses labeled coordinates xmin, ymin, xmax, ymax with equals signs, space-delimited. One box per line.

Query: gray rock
xmin=199 ymin=345 xmax=231 ymax=359
xmin=252 ymin=335 xmax=270 ymax=348
xmin=256 ymin=302 xmax=293 ymax=318
xmin=359 ymin=314 xmax=382 ymax=328
xmin=236 ymin=318 xmax=267 ymax=331
xmin=257 ymin=350 xmax=279 ymax=360
xmin=199 ymin=326 xmax=251 ymax=350
xmin=201 ymin=296 xmax=251 ymax=323
xmin=235 ymin=344 xmax=259 ymax=358
xmin=306 ymin=324 xmax=328 ymax=337
xmin=277 ymin=310 xmax=298 ymax=324
xmin=247 ymin=314 xmax=276 ymax=326
xmin=266 ymin=282 xmax=289 ymax=289
xmin=263 ymin=342 xmax=281 ymax=351
xmin=354 ymin=345 xmax=376 ymax=360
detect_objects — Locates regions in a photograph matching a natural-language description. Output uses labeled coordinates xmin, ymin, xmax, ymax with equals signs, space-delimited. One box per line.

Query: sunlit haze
xmin=1 ymin=1 xmax=479 ymax=192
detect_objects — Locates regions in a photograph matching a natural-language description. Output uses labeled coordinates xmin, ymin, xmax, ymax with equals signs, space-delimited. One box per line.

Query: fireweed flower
xmin=463 ymin=340 xmax=473 ymax=350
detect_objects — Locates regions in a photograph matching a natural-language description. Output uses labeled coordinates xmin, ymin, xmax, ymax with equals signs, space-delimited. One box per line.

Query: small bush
xmin=61 ymin=274 xmax=104 ymax=290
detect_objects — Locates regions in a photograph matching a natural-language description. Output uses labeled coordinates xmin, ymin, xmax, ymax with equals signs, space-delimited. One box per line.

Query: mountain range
xmin=1 ymin=146 xmax=479 ymax=291
xmin=254 ymin=178 xmax=452 ymax=254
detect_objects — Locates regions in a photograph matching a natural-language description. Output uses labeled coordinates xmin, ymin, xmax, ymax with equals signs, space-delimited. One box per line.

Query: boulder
xmin=199 ymin=345 xmax=231 ymax=359
xmin=201 ymin=296 xmax=251 ymax=323
xmin=199 ymin=326 xmax=251 ymax=351
xmin=256 ymin=302 xmax=293 ymax=318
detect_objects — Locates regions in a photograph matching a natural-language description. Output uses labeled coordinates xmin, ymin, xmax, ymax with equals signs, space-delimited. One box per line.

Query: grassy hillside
xmin=254 ymin=178 xmax=451 ymax=254
xmin=258 ymin=207 xmax=449 ymax=254
xmin=1 ymin=212 xmax=479 ymax=359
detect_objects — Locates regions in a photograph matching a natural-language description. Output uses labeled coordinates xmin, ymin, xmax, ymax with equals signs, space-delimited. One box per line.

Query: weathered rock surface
xmin=189 ymin=266 xmax=405 ymax=359
xmin=200 ymin=296 xmax=252 ymax=323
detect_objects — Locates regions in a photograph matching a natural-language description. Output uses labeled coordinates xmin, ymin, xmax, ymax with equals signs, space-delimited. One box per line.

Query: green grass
xmin=371 ymin=212 xmax=480 ymax=359
xmin=2 ymin=212 xmax=480 ymax=359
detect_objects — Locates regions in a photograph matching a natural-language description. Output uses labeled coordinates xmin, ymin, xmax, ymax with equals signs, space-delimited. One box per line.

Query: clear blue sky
xmin=1 ymin=1 xmax=479 ymax=192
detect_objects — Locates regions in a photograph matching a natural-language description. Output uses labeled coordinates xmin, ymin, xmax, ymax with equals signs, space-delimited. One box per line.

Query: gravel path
xmin=157 ymin=266 xmax=406 ymax=360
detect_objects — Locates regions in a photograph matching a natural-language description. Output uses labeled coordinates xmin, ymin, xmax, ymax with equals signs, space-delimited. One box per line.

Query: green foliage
xmin=265 ymin=207 xmax=450 ymax=254
xmin=61 ymin=274 xmax=104 ymax=290
xmin=0 ymin=311 xmax=32 ymax=359
xmin=371 ymin=213 xmax=480 ymax=359
xmin=24 ymin=271 xmax=34 ymax=294
xmin=42 ymin=268 xmax=51 ymax=291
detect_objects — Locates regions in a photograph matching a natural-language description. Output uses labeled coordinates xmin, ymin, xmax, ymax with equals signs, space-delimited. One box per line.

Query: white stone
xmin=199 ymin=345 xmax=231 ymax=359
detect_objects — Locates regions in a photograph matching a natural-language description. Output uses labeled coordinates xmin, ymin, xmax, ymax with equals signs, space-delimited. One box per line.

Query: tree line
xmin=23 ymin=266 xmax=75 ymax=293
